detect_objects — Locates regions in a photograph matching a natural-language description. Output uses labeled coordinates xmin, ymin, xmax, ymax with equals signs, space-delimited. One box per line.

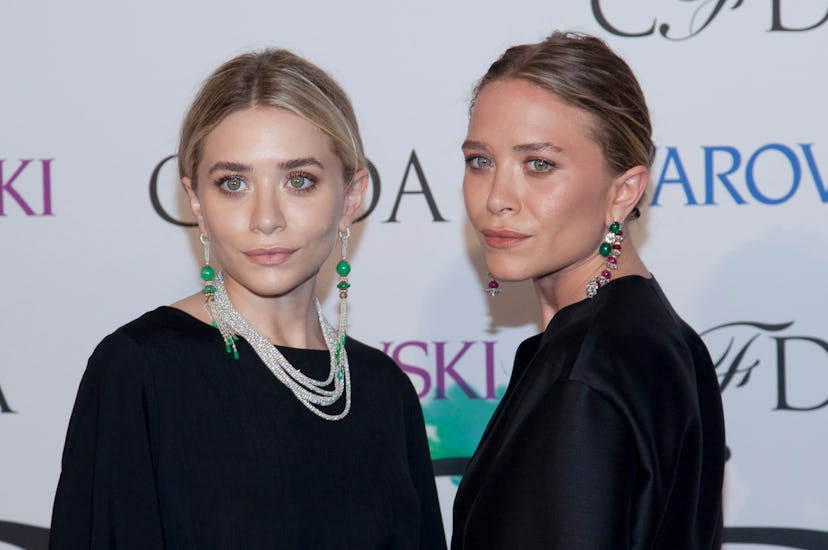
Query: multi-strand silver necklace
xmin=206 ymin=272 xmax=351 ymax=421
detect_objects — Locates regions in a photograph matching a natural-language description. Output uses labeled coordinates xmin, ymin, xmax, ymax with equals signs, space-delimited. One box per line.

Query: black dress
xmin=50 ymin=307 xmax=446 ymax=549
xmin=451 ymin=276 xmax=725 ymax=549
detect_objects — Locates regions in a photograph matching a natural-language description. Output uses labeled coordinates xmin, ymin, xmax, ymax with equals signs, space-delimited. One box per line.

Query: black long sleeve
xmin=51 ymin=332 xmax=165 ymax=548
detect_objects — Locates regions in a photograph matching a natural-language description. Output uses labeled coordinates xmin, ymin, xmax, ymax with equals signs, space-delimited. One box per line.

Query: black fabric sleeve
xmin=468 ymin=381 xmax=636 ymax=549
xmin=49 ymin=332 xmax=165 ymax=549
xmin=405 ymin=388 xmax=448 ymax=550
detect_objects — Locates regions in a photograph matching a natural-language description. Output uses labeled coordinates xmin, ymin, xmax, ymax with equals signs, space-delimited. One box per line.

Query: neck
xmin=533 ymin=243 xmax=649 ymax=328
xmin=222 ymin=274 xmax=326 ymax=350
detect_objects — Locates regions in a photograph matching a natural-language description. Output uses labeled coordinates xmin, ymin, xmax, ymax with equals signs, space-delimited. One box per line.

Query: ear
xmin=182 ymin=176 xmax=208 ymax=235
xmin=339 ymin=168 xmax=369 ymax=231
xmin=606 ymin=166 xmax=648 ymax=225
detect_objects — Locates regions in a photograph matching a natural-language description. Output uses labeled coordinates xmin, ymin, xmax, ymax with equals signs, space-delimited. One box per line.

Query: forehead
xmin=201 ymin=106 xmax=340 ymax=166
xmin=469 ymin=79 xmax=599 ymax=147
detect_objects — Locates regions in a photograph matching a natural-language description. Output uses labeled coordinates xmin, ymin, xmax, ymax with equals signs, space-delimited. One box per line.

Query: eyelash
xmin=285 ymin=170 xmax=318 ymax=194
xmin=464 ymin=155 xmax=493 ymax=170
xmin=527 ymin=158 xmax=556 ymax=172
xmin=213 ymin=174 xmax=247 ymax=195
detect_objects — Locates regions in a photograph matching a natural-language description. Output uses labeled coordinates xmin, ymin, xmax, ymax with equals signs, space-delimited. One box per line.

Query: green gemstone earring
xmin=200 ymin=233 xmax=239 ymax=360
xmin=586 ymin=221 xmax=623 ymax=298
xmin=200 ymin=233 xmax=217 ymax=297
xmin=334 ymin=228 xmax=351 ymax=380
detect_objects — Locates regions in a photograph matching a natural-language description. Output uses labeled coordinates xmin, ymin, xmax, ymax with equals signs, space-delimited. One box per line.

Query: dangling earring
xmin=586 ymin=221 xmax=623 ymax=298
xmin=200 ymin=233 xmax=239 ymax=359
xmin=485 ymin=272 xmax=502 ymax=296
xmin=200 ymin=233 xmax=217 ymax=298
xmin=334 ymin=228 xmax=351 ymax=378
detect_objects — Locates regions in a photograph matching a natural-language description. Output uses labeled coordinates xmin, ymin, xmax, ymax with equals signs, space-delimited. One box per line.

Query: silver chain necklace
xmin=206 ymin=272 xmax=351 ymax=421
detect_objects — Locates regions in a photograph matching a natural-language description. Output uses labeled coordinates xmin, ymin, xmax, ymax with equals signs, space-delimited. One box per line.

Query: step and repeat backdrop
xmin=2 ymin=1 xmax=827 ymax=548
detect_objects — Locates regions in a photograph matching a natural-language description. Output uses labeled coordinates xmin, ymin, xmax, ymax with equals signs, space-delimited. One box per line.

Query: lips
xmin=481 ymin=229 xmax=529 ymax=249
xmin=244 ymin=247 xmax=297 ymax=266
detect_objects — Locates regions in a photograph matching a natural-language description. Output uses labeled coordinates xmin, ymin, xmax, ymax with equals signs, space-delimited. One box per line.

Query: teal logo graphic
xmin=421 ymin=384 xmax=506 ymax=480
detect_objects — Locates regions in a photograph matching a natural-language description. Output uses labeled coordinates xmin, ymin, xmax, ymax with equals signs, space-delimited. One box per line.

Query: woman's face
xmin=184 ymin=106 xmax=363 ymax=301
xmin=462 ymin=78 xmax=617 ymax=284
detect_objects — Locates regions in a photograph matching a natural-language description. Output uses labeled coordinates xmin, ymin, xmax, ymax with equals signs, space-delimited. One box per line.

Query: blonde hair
xmin=473 ymin=31 xmax=655 ymax=176
xmin=178 ymin=49 xmax=365 ymax=186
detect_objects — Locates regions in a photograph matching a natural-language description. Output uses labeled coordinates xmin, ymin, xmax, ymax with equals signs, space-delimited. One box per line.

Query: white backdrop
xmin=2 ymin=1 xmax=827 ymax=548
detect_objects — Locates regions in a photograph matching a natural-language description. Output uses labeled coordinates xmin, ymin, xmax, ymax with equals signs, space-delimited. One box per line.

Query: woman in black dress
xmin=50 ymin=49 xmax=445 ymax=549
xmin=453 ymin=32 xmax=725 ymax=549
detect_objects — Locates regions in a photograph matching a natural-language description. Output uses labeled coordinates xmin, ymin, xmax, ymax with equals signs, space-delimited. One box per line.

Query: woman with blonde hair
xmin=50 ymin=49 xmax=445 ymax=549
xmin=453 ymin=32 xmax=725 ymax=549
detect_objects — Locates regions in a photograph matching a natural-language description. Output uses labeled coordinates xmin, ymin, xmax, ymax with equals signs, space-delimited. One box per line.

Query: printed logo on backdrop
xmin=0 ymin=159 xmax=54 ymax=216
xmin=149 ymin=151 xmax=448 ymax=226
xmin=0 ymin=381 xmax=15 ymax=414
xmin=704 ymin=320 xmax=828 ymax=411
xmin=592 ymin=0 xmax=828 ymax=39
xmin=703 ymin=320 xmax=828 ymax=547
xmin=382 ymin=340 xmax=506 ymax=477
xmin=649 ymin=143 xmax=828 ymax=206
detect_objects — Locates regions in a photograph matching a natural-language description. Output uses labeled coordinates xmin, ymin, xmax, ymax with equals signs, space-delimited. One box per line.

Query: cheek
xmin=202 ymin=202 xmax=246 ymax=237
xmin=540 ymin=175 xmax=603 ymax=220
xmin=291 ymin=197 xmax=341 ymax=237
xmin=462 ymin=177 xmax=485 ymax=219
xmin=530 ymin=183 xmax=568 ymax=221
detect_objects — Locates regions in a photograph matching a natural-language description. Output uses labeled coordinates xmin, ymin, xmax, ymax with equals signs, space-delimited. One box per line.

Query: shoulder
xmin=114 ymin=306 xmax=206 ymax=343
xmin=550 ymin=277 xmax=714 ymax=415
xmin=85 ymin=307 xmax=206 ymax=385
xmin=582 ymin=277 xmax=705 ymax=375
xmin=98 ymin=306 xmax=215 ymax=358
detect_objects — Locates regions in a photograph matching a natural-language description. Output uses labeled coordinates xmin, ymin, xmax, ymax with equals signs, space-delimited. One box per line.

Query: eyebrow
xmin=207 ymin=161 xmax=251 ymax=176
xmin=207 ymin=157 xmax=325 ymax=176
xmin=461 ymin=140 xmax=564 ymax=154
xmin=461 ymin=140 xmax=488 ymax=151
xmin=513 ymin=142 xmax=563 ymax=154
xmin=279 ymin=157 xmax=325 ymax=171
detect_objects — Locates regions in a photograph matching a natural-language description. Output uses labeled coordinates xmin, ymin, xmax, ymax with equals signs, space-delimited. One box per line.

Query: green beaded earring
xmin=200 ymin=233 xmax=239 ymax=360
xmin=586 ymin=221 xmax=623 ymax=298
xmin=334 ymin=228 xmax=351 ymax=379
xmin=200 ymin=233 xmax=217 ymax=298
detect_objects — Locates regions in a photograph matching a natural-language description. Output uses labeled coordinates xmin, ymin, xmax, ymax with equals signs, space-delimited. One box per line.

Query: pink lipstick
xmin=244 ymin=247 xmax=296 ymax=266
xmin=481 ymin=229 xmax=529 ymax=249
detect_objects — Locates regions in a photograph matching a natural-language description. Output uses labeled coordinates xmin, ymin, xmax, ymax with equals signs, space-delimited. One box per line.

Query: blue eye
xmin=466 ymin=156 xmax=493 ymax=169
xmin=529 ymin=159 xmax=553 ymax=171
xmin=286 ymin=173 xmax=317 ymax=191
xmin=288 ymin=175 xmax=310 ymax=189
xmin=219 ymin=175 xmax=247 ymax=192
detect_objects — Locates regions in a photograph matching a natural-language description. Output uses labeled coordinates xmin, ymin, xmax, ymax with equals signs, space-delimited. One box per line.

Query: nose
xmin=486 ymin=166 xmax=518 ymax=215
xmin=250 ymin=184 xmax=285 ymax=234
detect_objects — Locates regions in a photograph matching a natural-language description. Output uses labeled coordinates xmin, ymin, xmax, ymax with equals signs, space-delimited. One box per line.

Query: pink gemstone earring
xmin=586 ymin=221 xmax=623 ymax=298
xmin=485 ymin=273 xmax=502 ymax=296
